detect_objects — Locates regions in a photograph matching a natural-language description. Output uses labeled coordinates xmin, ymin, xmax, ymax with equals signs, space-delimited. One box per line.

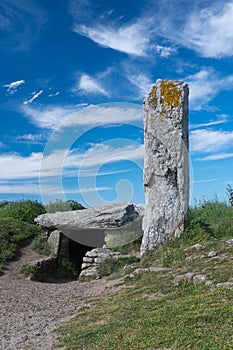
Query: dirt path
xmin=0 ymin=242 xmax=116 ymax=350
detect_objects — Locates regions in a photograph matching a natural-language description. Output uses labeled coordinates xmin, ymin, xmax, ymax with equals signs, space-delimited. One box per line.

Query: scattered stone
xmin=225 ymin=238 xmax=233 ymax=245
xmin=216 ymin=282 xmax=233 ymax=288
xmin=193 ymin=275 xmax=206 ymax=284
xmin=208 ymin=251 xmax=217 ymax=258
xmin=205 ymin=280 xmax=213 ymax=286
xmin=128 ymin=266 xmax=169 ymax=278
xmin=79 ymin=267 xmax=98 ymax=277
xmin=185 ymin=243 xmax=203 ymax=251
xmin=141 ymin=79 xmax=189 ymax=255
xmin=184 ymin=272 xmax=195 ymax=281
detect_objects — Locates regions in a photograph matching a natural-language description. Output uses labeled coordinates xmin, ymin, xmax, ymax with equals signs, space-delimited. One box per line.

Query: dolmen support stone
xmin=141 ymin=79 xmax=189 ymax=255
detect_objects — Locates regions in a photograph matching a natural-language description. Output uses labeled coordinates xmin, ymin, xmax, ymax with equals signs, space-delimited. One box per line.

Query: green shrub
xmin=0 ymin=217 xmax=43 ymax=268
xmin=0 ymin=200 xmax=45 ymax=224
xmin=98 ymin=256 xmax=140 ymax=277
xmin=31 ymin=232 xmax=51 ymax=256
xmin=45 ymin=199 xmax=84 ymax=213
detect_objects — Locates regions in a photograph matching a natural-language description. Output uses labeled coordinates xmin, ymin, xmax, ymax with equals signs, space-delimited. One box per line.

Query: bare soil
xmin=0 ymin=241 xmax=119 ymax=350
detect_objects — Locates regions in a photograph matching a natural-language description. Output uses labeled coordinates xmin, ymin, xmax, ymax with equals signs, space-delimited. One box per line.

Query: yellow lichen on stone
xmin=150 ymin=85 xmax=157 ymax=107
xmin=161 ymin=80 xmax=181 ymax=109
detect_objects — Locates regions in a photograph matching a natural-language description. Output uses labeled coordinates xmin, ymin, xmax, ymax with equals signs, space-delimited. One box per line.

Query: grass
xmin=56 ymin=199 xmax=233 ymax=349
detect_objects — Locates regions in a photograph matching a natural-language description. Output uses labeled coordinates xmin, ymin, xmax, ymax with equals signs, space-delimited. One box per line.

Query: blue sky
xmin=0 ymin=0 xmax=233 ymax=207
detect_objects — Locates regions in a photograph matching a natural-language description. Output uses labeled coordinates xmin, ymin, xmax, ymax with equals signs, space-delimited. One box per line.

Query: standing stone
xmin=141 ymin=79 xmax=189 ymax=255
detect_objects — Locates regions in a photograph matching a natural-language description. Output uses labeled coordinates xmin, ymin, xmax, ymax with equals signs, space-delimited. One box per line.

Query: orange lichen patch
xmin=161 ymin=80 xmax=181 ymax=109
xmin=150 ymin=85 xmax=157 ymax=107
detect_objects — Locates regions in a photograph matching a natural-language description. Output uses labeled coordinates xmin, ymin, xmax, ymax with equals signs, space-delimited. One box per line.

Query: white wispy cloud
xmin=182 ymin=1 xmax=233 ymax=58
xmin=190 ymin=114 xmax=230 ymax=129
xmin=196 ymin=153 xmax=233 ymax=161
xmin=4 ymin=79 xmax=25 ymax=94
xmin=0 ymin=181 xmax=111 ymax=195
xmin=14 ymin=133 xmax=49 ymax=145
xmin=0 ymin=143 xmax=143 ymax=181
xmin=71 ymin=0 xmax=233 ymax=59
xmin=70 ymin=143 xmax=144 ymax=170
xmin=155 ymin=45 xmax=176 ymax=58
xmin=73 ymin=22 xmax=150 ymax=57
xmin=125 ymin=72 xmax=153 ymax=98
xmin=23 ymin=90 xmax=43 ymax=105
xmin=191 ymin=178 xmax=218 ymax=184
xmin=185 ymin=69 xmax=233 ymax=109
xmin=0 ymin=152 xmax=43 ymax=180
xmin=48 ymin=91 xmax=60 ymax=97
xmin=22 ymin=103 xmax=143 ymax=129
xmin=190 ymin=129 xmax=233 ymax=153
xmin=73 ymin=73 xmax=109 ymax=96
xmin=0 ymin=142 xmax=143 ymax=195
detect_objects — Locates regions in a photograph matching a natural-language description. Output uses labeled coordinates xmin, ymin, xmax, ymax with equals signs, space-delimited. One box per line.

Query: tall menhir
xmin=141 ymin=79 xmax=189 ymax=255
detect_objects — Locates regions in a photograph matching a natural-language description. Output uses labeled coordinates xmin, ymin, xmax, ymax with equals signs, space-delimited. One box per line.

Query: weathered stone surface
xmin=208 ymin=251 xmax=217 ymax=258
xmin=35 ymin=202 xmax=144 ymax=229
xmin=47 ymin=230 xmax=61 ymax=256
xmin=185 ymin=243 xmax=203 ymax=251
xmin=193 ymin=274 xmax=206 ymax=284
xmin=225 ymin=238 xmax=233 ymax=245
xmin=141 ymin=79 xmax=189 ymax=255
xmin=216 ymin=282 xmax=233 ymax=288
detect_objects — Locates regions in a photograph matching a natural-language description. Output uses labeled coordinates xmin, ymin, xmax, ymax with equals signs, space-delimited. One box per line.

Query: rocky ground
xmin=0 ymin=242 xmax=119 ymax=350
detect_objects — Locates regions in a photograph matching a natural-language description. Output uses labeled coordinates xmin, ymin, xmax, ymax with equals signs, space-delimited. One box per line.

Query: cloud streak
xmin=23 ymin=90 xmax=43 ymax=105
xmin=4 ymin=79 xmax=25 ymax=94
xmin=22 ymin=103 xmax=143 ymax=129
xmin=73 ymin=73 xmax=109 ymax=96
xmin=190 ymin=129 xmax=233 ymax=153
xmin=73 ymin=22 xmax=150 ymax=57
xmin=185 ymin=69 xmax=233 ymax=109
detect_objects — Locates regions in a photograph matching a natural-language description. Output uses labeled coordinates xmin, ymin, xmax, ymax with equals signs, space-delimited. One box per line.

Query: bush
xmin=45 ymin=199 xmax=84 ymax=213
xmin=0 ymin=200 xmax=45 ymax=224
xmin=0 ymin=217 xmax=43 ymax=268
